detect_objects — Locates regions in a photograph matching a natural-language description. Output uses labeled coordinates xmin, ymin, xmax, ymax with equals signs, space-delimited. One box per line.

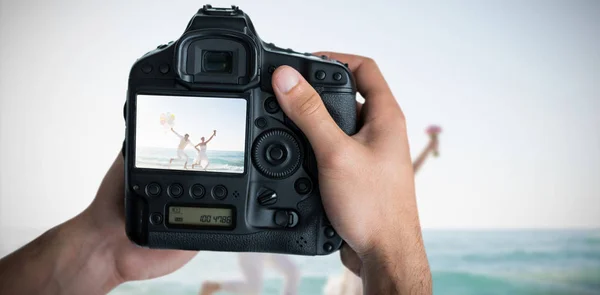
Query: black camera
xmin=123 ymin=5 xmax=357 ymax=255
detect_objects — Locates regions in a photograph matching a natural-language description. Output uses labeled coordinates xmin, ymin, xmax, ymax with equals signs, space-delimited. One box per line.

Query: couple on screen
xmin=169 ymin=127 xmax=217 ymax=170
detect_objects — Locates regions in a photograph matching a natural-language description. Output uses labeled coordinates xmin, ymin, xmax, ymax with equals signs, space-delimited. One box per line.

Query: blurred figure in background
xmin=323 ymin=125 xmax=441 ymax=295
xmin=200 ymin=253 xmax=300 ymax=295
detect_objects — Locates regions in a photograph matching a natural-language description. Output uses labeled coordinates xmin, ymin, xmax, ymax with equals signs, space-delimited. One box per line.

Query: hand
xmin=271 ymin=53 xmax=431 ymax=293
xmin=80 ymin=154 xmax=197 ymax=284
xmin=429 ymin=135 xmax=439 ymax=154
xmin=0 ymin=154 xmax=197 ymax=295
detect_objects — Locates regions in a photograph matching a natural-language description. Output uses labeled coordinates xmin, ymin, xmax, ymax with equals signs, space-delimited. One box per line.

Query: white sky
xmin=0 ymin=0 xmax=599 ymax=240
xmin=136 ymin=95 xmax=247 ymax=151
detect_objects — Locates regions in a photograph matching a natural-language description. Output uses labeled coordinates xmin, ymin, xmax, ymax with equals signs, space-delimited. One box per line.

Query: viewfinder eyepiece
xmin=202 ymin=51 xmax=233 ymax=73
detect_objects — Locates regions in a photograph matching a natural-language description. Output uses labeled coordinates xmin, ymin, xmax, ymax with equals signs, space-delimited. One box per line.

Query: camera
xmin=123 ymin=5 xmax=357 ymax=255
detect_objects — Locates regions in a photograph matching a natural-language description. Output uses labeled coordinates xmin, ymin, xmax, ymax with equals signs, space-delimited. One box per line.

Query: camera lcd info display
xmin=168 ymin=206 xmax=233 ymax=227
xmin=135 ymin=94 xmax=246 ymax=173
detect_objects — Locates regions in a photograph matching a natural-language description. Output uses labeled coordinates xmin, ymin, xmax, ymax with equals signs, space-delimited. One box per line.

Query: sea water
xmin=110 ymin=230 xmax=600 ymax=295
xmin=136 ymin=147 xmax=245 ymax=173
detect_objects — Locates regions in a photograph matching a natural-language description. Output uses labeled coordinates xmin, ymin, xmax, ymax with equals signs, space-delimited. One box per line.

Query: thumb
xmin=271 ymin=66 xmax=348 ymax=157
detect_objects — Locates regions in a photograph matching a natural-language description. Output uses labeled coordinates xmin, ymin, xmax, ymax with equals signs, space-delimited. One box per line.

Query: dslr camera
xmin=124 ymin=5 xmax=357 ymax=255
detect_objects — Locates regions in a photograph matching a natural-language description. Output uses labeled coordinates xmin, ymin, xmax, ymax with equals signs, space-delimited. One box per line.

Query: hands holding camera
xmin=0 ymin=52 xmax=431 ymax=295
xmin=272 ymin=52 xmax=431 ymax=294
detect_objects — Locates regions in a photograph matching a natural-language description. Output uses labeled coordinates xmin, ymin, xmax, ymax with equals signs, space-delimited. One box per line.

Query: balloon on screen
xmin=160 ymin=112 xmax=176 ymax=128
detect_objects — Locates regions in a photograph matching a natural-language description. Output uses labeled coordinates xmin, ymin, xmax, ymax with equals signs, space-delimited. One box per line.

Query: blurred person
xmin=169 ymin=127 xmax=194 ymax=169
xmin=199 ymin=253 xmax=300 ymax=295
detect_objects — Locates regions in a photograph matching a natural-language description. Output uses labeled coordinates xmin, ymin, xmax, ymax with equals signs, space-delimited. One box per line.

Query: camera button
xmin=167 ymin=183 xmax=183 ymax=198
xmin=159 ymin=64 xmax=170 ymax=74
xmin=189 ymin=184 xmax=206 ymax=199
xmin=150 ymin=213 xmax=163 ymax=225
xmin=333 ymin=72 xmax=342 ymax=81
xmin=324 ymin=227 xmax=336 ymax=238
xmin=294 ymin=178 xmax=312 ymax=195
xmin=274 ymin=211 xmax=288 ymax=227
xmin=145 ymin=183 xmax=161 ymax=197
xmin=315 ymin=70 xmax=326 ymax=80
xmin=323 ymin=242 xmax=334 ymax=252
xmin=274 ymin=210 xmax=298 ymax=228
xmin=212 ymin=185 xmax=228 ymax=200
xmin=268 ymin=66 xmax=276 ymax=74
xmin=254 ymin=117 xmax=268 ymax=129
xmin=269 ymin=147 xmax=284 ymax=160
xmin=266 ymin=144 xmax=287 ymax=165
xmin=141 ymin=64 xmax=153 ymax=74
xmin=264 ymin=97 xmax=280 ymax=114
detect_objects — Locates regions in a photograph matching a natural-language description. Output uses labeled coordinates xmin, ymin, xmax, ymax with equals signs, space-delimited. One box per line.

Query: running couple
xmin=169 ymin=128 xmax=217 ymax=170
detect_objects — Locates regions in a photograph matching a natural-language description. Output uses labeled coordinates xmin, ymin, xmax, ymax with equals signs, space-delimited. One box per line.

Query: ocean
xmin=136 ymin=147 xmax=245 ymax=173
xmin=110 ymin=230 xmax=600 ymax=295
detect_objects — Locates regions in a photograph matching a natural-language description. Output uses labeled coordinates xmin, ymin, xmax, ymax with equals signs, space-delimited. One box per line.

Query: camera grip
xmin=320 ymin=92 xmax=357 ymax=136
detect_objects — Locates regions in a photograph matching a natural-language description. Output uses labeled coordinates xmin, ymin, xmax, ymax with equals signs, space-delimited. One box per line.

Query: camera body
xmin=124 ymin=5 xmax=357 ymax=255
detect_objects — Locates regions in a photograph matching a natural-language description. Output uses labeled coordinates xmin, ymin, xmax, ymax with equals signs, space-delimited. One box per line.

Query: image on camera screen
xmin=135 ymin=94 xmax=247 ymax=173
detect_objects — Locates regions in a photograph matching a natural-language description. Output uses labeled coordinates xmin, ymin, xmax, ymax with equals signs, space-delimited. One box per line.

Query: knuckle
xmin=294 ymin=91 xmax=323 ymax=117
xmin=363 ymin=56 xmax=378 ymax=68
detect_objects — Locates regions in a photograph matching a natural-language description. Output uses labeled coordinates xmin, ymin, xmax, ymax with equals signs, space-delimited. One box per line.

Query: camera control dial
xmin=252 ymin=129 xmax=301 ymax=179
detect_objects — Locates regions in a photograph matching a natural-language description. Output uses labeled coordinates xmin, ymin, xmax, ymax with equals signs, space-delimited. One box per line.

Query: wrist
xmin=52 ymin=213 xmax=123 ymax=294
xmin=361 ymin=224 xmax=432 ymax=294
xmin=0 ymin=214 xmax=122 ymax=295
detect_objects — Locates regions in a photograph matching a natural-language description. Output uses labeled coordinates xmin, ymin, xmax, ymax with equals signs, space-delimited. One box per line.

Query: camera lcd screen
xmin=135 ymin=94 xmax=246 ymax=173
xmin=168 ymin=206 xmax=233 ymax=227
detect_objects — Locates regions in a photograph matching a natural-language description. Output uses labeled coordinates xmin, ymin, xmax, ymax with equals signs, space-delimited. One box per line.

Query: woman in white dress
xmin=192 ymin=130 xmax=217 ymax=170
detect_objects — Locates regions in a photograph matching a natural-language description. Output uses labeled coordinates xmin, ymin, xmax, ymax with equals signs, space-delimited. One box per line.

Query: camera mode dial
xmin=252 ymin=129 xmax=301 ymax=179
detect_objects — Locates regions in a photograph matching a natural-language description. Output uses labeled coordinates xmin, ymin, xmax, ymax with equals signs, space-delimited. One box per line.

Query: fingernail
xmin=274 ymin=66 xmax=301 ymax=93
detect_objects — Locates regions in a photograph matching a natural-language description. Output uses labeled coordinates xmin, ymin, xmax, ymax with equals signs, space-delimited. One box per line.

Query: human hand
xmin=79 ymin=154 xmax=197 ymax=285
xmin=271 ymin=53 xmax=431 ymax=293
xmin=0 ymin=153 xmax=197 ymax=295
xmin=426 ymin=125 xmax=441 ymax=157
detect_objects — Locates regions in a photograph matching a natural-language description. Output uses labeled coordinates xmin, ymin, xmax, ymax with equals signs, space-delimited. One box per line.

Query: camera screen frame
xmin=129 ymin=90 xmax=251 ymax=177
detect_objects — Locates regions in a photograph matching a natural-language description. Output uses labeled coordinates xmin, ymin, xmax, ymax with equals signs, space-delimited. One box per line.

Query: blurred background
xmin=1 ymin=0 xmax=599 ymax=294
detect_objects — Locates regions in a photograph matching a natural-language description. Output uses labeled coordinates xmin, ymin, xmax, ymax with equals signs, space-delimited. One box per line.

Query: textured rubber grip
xmin=320 ymin=92 xmax=357 ymax=135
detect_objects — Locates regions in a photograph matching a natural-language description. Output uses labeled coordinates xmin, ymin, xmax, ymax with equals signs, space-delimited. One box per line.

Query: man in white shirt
xmin=169 ymin=128 xmax=193 ymax=169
